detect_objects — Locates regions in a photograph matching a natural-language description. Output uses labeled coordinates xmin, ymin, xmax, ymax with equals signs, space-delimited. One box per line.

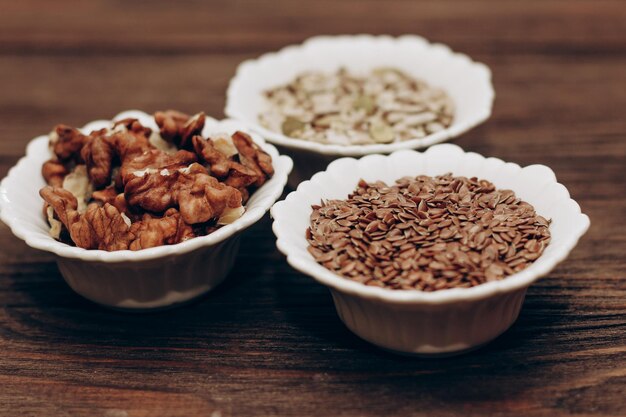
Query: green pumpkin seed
xmin=369 ymin=121 xmax=394 ymax=143
xmin=281 ymin=117 xmax=306 ymax=136
xmin=353 ymin=95 xmax=376 ymax=115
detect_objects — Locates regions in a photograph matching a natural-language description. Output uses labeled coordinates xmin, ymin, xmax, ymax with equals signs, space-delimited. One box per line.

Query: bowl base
xmin=375 ymin=340 xmax=491 ymax=358
xmin=81 ymin=287 xmax=214 ymax=313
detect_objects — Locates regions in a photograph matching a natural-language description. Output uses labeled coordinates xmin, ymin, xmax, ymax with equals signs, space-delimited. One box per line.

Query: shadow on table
xmin=273 ymin=275 xmax=585 ymax=412
xmin=2 ymin=218 xmax=276 ymax=348
xmin=274 ymin=268 xmax=578 ymax=363
xmin=2 ymin=209 xmax=589 ymax=414
xmin=4 ymin=255 xmax=598 ymax=414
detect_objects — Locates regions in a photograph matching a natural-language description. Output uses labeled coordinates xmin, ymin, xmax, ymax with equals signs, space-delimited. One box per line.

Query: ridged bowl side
xmin=331 ymin=287 xmax=527 ymax=355
xmin=58 ymin=235 xmax=241 ymax=310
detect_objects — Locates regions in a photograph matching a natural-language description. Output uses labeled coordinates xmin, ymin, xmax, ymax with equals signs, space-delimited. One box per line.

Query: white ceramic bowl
xmin=0 ymin=110 xmax=293 ymax=310
xmin=271 ymin=144 xmax=589 ymax=355
xmin=226 ymin=34 xmax=494 ymax=187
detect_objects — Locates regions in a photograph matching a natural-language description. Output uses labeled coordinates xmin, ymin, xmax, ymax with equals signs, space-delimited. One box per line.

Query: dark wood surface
xmin=1 ymin=1 xmax=625 ymax=416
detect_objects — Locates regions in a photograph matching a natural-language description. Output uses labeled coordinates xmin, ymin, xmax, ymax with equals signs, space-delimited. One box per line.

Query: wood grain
xmin=0 ymin=1 xmax=625 ymax=416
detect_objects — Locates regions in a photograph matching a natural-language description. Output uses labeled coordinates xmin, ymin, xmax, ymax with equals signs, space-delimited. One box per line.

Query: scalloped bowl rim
xmin=271 ymin=144 xmax=590 ymax=305
xmin=0 ymin=110 xmax=293 ymax=263
xmin=226 ymin=34 xmax=495 ymax=156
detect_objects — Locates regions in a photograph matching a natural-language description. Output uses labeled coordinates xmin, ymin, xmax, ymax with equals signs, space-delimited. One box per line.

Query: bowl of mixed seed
xmin=226 ymin=35 xmax=494 ymax=187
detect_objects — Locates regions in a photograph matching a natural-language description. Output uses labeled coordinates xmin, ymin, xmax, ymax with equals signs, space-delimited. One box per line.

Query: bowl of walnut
xmin=226 ymin=35 xmax=494 ymax=187
xmin=0 ymin=110 xmax=293 ymax=310
xmin=271 ymin=144 xmax=589 ymax=355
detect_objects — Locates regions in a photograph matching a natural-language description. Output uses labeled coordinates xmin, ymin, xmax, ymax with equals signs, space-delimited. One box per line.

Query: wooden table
xmin=1 ymin=1 xmax=625 ymax=416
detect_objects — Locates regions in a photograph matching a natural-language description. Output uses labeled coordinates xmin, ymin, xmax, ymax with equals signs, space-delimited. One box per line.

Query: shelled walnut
xmin=40 ymin=111 xmax=274 ymax=251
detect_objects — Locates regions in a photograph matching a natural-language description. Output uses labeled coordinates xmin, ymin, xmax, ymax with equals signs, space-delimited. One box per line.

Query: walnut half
xmin=154 ymin=110 xmax=205 ymax=150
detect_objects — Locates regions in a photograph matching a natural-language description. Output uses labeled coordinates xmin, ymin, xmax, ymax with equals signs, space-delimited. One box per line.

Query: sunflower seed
xmin=260 ymin=67 xmax=454 ymax=145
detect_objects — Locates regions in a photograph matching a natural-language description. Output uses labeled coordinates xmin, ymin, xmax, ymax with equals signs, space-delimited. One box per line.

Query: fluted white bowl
xmin=271 ymin=144 xmax=589 ymax=355
xmin=226 ymin=34 xmax=494 ymax=186
xmin=0 ymin=110 xmax=293 ymax=310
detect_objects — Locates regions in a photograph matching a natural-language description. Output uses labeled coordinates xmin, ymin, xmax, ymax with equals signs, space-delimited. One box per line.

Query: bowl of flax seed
xmin=271 ymin=144 xmax=589 ymax=355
